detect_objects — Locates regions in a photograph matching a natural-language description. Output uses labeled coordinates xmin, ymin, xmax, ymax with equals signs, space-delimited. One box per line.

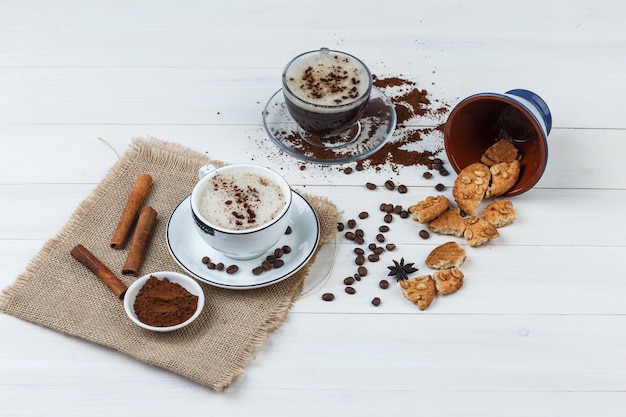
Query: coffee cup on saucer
xmin=190 ymin=163 xmax=293 ymax=260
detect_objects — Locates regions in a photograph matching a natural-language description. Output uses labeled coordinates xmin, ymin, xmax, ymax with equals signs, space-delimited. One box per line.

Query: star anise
xmin=387 ymin=258 xmax=418 ymax=282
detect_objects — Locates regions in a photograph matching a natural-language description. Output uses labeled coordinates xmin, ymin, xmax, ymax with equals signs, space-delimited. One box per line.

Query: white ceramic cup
xmin=190 ymin=163 xmax=293 ymax=260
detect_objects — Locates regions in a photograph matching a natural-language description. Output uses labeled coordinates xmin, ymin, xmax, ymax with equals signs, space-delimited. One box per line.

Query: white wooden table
xmin=2 ymin=1 xmax=625 ymax=415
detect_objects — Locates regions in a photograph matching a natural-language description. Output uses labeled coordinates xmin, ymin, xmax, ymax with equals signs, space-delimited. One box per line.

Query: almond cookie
xmin=428 ymin=208 xmax=466 ymax=237
xmin=485 ymin=159 xmax=521 ymax=198
xmin=408 ymin=195 xmax=450 ymax=224
xmin=481 ymin=199 xmax=517 ymax=228
xmin=464 ymin=216 xmax=500 ymax=247
xmin=399 ymin=275 xmax=436 ymax=310
xmin=480 ymin=139 xmax=519 ymax=166
xmin=425 ymin=241 xmax=466 ymax=269
xmin=433 ymin=267 xmax=464 ymax=295
xmin=452 ymin=162 xmax=490 ymax=216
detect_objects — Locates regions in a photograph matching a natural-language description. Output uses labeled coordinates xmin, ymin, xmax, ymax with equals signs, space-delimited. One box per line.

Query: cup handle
xmin=198 ymin=164 xmax=218 ymax=179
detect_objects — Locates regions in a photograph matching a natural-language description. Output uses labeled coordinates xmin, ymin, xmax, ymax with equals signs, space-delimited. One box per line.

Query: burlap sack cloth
xmin=0 ymin=137 xmax=340 ymax=391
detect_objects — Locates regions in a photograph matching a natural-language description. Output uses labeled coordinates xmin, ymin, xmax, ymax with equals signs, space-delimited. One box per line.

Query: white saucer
xmin=166 ymin=191 xmax=320 ymax=289
xmin=262 ymin=86 xmax=397 ymax=164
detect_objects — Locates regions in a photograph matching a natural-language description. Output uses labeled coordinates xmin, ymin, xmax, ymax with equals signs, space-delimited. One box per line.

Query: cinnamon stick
xmin=110 ymin=173 xmax=153 ymax=249
xmin=122 ymin=205 xmax=157 ymax=277
xmin=70 ymin=244 xmax=128 ymax=299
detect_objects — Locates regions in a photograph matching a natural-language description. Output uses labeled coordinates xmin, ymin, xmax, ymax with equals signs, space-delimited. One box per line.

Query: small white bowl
xmin=123 ymin=271 xmax=205 ymax=332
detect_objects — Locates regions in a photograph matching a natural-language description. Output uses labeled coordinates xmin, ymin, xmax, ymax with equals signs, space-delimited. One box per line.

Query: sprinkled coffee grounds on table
xmin=133 ymin=276 xmax=199 ymax=327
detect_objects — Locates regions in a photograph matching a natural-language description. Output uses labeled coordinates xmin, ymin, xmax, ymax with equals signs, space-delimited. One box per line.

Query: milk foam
xmin=283 ymin=50 xmax=371 ymax=112
xmin=196 ymin=170 xmax=286 ymax=231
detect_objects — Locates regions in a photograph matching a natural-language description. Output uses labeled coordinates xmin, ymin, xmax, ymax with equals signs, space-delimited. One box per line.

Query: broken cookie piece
xmin=464 ymin=216 xmax=500 ymax=247
xmin=399 ymin=275 xmax=436 ymax=310
xmin=428 ymin=208 xmax=466 ymax=237
xmin=408 ymin=195 xmax=450 ymax=224
xmin=433 ymin=267 xmax=464 ymax=295
xmin=480 ymin=139 xmax=519 ymax=166
xmin=425 ymin=241 xmax=467 ymax=270
xmin=486 ymin=160 xmax=521 ymax=198
xmin=452 ymin=162 xmax=490 ymax=216
xmin=481 ymin=199 xmax=517 ymax=228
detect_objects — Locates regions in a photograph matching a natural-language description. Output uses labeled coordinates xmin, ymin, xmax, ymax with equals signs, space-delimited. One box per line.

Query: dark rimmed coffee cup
xmin=282 ymin=48 xmax=373 ymax=140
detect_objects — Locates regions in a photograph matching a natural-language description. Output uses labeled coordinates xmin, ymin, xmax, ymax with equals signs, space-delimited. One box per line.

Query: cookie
xmin=399 ymin=275 xmax=436 ymax=310
xmin=485 ymin=160 xmax=521 ymax=198
xmin=452 ymin=162 xmax=491 ymax=216
xmin=464 ymin=216 xmax=500 ymax=247
xmin=481 ymin=199 xmax=517 ymax=228
xmin=425 ymin=241 xmax=466 ymax=270
xmin=408 ymin=195 xmax=450 ymax=224
xmin=433 ymin=267 xmax=464 ymax=295
xmin=428 ymin=208 xmax=466 ymax=237
xmin=480 ymin=139 xmax=519 ymax=166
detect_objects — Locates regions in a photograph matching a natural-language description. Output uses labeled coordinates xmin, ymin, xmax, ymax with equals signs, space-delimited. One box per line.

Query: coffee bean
xmin=433 ymin=158 xmax=443 ymax=164
xmin=359 ymin=211 xmax=369 ymax=219
xmin=207 ymin=262 xmax=216 ymax=270
xmin=398 ymin=184 xmax=408 ymax=194
xmin=347 ymin=219 xmax=357 ymax=228
xmin=282 ymin=245 xmax=292 ymax=254
xmin=262 ymin=260 xmax=272 ymax=270
xmin=371 ymin=297 xmax=381 ymax=306
xmin=345 ymin=286 xmax=356 ymax=294
xmin=419 ymin=230 xmax=430 ymax=239
xmin=379 ymin=203 xmax=387 ymax=212
xmin=216 ymin=263 xmax=224 ymax=271
xmin=379 ymin=279 xmax=389 ymax=289
xmin=357 ymin=266 xmax=367 ymax=276
xmin=345 ymin=231 xmax=355 ymax=241
xmin=394 ymin=205 xmax=402 ymax=214
xmin=344 ymin=276 xmax=355 ymax=285
xmin=226 ymin=265 xmax=239 ymax=274
xmin=384 ymin=180 xmax=395 ymax=190
xmin=439 ymin=168 xmax=449 ymax=176
xmin=285 ymin=226 xmax=292 ymax=234
xmin=384 ymin=213 xmax=393 ymax=223
xmin=399 ymin=210 xmax=409 ymax=218
xmin=376 ymin=233 xmax=385 ymax=243
xmin=355 ymin=229 xmax=364 ymax=238
xmin=435 ymin=183 xmax=445 ymax=191
xmin=201 ymin=256 xmax=210 ymax=264
xmin=366 ymin=182 xmax=377 ymax=190
xmin=274 ymin=259 xmax=285 ymax=268
xmin=433 ymin=162 xmax=443 ymax=171
xmin=368 ymin=254 xmax=379 ymax=262
xmin=354 ymin=247 xmax=365 ymax=255
xmin=379 ymin=225 xmax=390 ymax=233
xmin=374 ymin=247 xmax=384 ymax=255
xmin=266 ymin=255 xmax=277 ymax=263
xmin=337 ymin=222 xmax=345 ymax=231
xmin=274 ymin=248 xmax=284 ymax=258
xmin=356 ymin=162 xmax=364 ymax=171
xmin=384 ymin=204 xmax=394 ymax=213
xmin=355 ymin=254 xmax=365 ymax=265
xmin=354 ymin=273 xmax=361 ymax=281
xmin=385 ymin=243 xmax=396 ymax=251
xmin=252 ymin=266 xmax=264 ymax=275
xmin=423 ymin=171 xmax=433 ymax=179
xmin=354 ymin=236 xmax=365 ymax=244
xmin=344 ymin=167 xmax=353 ymax=174
xmin=322 ymin=293 xmax=335 ymax=301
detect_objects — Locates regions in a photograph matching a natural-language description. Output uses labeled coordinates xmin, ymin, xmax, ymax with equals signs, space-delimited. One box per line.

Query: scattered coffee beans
xmin=347 ymin=219 xmax=357 ymax=228
xmin=322 ymin=293 xmax=335 ymax=301
xmin=345 ymin=286 xmax=356 ymax=295
xmin=344 ymin=276 xmax=355 ymax=285
xmin=419 ymin=230 xmax=430 ymax=239
xmin=397 ymin=184 xmax=408 ymax=194
xmin=226 ymin=265 xmax=239 ymax=274
xmin=372 ymin=297 xmax=381 ymax=306
xmin=435 ymin=183 xmax=445 ymax=191
xmin=201 ymin=256 xmax=210 ymax=264
xmin=384 ymin=180 xmax=396 ymax=190
xmin=379 ymin=225 xmax=390 ymax=233
xmin=366 ymin=182 xmax=377 ymax=190
xmin=359 ymin=211 xmax=369 ymax=219
xmin=384 ymin=214 xmax=393 ymax=223
xmin=379 ymin=279 xmax=389 ymax=289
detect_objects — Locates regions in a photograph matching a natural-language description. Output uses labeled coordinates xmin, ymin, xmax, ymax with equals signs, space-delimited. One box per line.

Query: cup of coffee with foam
xmin=190 ymin=164 xmax=292 ymax=260
xmin=282 ymin=47 xmax=373 ymax=141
